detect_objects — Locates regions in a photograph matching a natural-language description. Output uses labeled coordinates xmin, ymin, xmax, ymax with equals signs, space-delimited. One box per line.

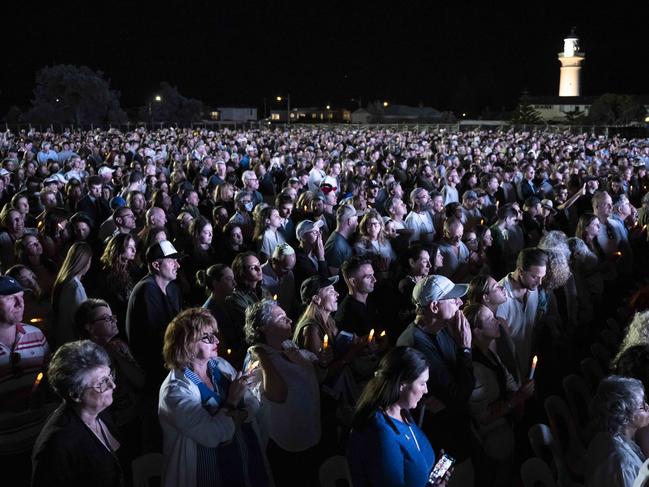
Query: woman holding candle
xmin=463 ymin=303 xmax=534 ymax=487
xmin=293 ymin=274 xmax=361 ymax=454
xmin=347 ymin=346 xmax=449 ymax=487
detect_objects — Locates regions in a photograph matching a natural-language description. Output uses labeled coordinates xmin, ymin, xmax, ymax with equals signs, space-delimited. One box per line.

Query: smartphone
xmin=428 ymin=453 xmax=455 ymax=484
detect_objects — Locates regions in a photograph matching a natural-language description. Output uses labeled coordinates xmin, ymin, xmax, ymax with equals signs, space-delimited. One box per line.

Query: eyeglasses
xmin=200 ymin=333 xmax=218 ymax=344
xmin=86 ymin=373 xmax=115 ymax=393
xmin=92 ymin=314 xmax=118 ymax=324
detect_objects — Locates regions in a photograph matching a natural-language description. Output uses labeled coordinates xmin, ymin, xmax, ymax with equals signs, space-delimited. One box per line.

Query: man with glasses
xmin=242 ymin=170 xmax=263 ymax=208
xmin=0 ymin=276 xmax=51 ymax=480
xmin=396 ymin=274 xmax=475 ymax=484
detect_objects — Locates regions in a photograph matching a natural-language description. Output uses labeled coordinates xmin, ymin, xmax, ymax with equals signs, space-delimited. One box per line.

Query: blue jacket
xmin=347 ymin=411 xmax=435 ymax=487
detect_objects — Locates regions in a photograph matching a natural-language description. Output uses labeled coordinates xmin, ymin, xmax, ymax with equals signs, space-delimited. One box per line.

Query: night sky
xmin=2 ymin=1 xmax=648 ymax=116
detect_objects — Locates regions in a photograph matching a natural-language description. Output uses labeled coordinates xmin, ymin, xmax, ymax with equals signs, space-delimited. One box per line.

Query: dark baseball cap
xmin=0 ymin=276 xmax=24 ymax=295
xmin=300 ymin=275 xmax=339 ymax=305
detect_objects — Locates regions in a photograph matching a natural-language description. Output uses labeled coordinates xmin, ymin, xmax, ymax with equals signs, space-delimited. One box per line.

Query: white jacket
xmin=158 ymin=358 xmax=260 ymax=487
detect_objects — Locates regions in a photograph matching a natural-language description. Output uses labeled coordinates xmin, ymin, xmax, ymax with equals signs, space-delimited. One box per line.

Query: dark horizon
xmin=2 ymin=2 xmax=648 ymax=117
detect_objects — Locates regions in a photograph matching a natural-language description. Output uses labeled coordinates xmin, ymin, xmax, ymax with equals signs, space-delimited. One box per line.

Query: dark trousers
xmin=266 ymin=439 xmax=319 ymax=487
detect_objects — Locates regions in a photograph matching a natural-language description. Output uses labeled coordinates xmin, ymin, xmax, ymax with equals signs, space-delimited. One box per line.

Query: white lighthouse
xmin=558 ymin=28 xmax=585 ymax=97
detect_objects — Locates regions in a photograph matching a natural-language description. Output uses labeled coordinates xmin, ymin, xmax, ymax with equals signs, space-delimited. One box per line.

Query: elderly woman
xmin=586 ymin=376 xmax=649 ymax=487
xmin=31 ymin=340 xmax=123 ymax=487
xmin=347 ymin=347 xmax=448 ymax=487
xmin=158 ymin=307 xmax=268 ymax=487
xmin=244 ymin=299 xmax=323 ymax=487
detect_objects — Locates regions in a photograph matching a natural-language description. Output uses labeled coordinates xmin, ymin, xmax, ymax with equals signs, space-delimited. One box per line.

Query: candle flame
xmin=368 ymin=328 xmax=375 ymax=342
xmin=532 ymin=355 xmax=538 ymax=367
xmin=480 ymin=219 xmax=484 ymax=225
xmin=30 ymin=318 xmax=44 ymax=324
xmin=323 ymin=335 xmax=329 ymax=350
xmin=273 ymin=294 xmax=278 ymax=301
xmin=615 ymin=251 xmax=622 ymax=256
xmin=380 ymin=330 xmax=386 ymax=337
xmin=227 ymin=348 xmax=232 ymax=355
xmin=34 ymin=372 xmax=43 ymax=386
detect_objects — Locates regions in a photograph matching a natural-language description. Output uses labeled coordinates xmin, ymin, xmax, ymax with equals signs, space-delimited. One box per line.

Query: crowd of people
xmin=1 ymin=125 xmax=649 ymax=486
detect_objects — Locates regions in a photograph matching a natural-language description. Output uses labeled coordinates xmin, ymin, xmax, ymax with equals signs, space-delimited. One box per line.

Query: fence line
xmin=2 ymin=121 xmax=647 ymax=138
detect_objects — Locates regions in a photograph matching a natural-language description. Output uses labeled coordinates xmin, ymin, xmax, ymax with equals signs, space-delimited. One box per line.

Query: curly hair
xmin=614 ymin=344 xmax=649 ymax=393
xmin=591 ymin=375 xmax=644 ymax=436
xmin=613 ymin=310 xmax=649 ymax=367
xmin=538 ymin=231 xmax=572 ymax=291
xmin=244 ymin=299 xmax=277 ymax=346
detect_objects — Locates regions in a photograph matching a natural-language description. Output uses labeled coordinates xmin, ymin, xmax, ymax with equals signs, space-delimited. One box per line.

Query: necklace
xmin=83 ymin=417 xmax=112 ymax=452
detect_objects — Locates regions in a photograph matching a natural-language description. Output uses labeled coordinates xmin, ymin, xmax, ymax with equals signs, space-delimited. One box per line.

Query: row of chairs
xmin=521 ymin=311 xmax=631 ymax=487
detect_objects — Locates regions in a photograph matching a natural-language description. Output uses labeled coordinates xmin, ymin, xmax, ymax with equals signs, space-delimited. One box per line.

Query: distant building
xmin=351 ymin=105 xmax=443 ymax=124
xmin=351 ymin=109 xmax=371 ymax=124
xmin=529 ymin=96 xmax=595 ymax=123
xmin=269 ymin=107 xmax=351 ymax=123
xmin=384 ymin=104 xmax=443 ymax=122
xmin=211 ymin=107 xmax=258 ymax=122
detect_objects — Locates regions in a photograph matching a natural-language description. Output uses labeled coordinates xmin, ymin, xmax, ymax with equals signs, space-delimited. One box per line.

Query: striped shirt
xmin=0 ymin=323 xmax=50 ymax=454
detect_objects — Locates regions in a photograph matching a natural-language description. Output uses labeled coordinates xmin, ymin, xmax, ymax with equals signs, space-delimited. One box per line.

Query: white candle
xmin=528 ymin=355 xmax=538 ymax=380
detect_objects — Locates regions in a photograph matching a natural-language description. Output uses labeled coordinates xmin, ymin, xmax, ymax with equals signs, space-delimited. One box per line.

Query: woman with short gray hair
xmin=32 ymin=340 xmax=123 ymax=487
xmin=586 ymin=376 xmax=649 ymax=487
xmin=244 ymin=298 xmax=323 ymax=487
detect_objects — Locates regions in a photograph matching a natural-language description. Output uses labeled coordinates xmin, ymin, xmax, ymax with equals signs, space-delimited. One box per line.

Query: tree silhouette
xmin=140 ymin=82 xmax=204 ymax=124
xmin=510 ymin=93 xmax=543 ymax=125
xmin=23 ymin=65 xmax=127 ymax=125
xmin=564 ymin=107 xmax=588 ymax=125
xmin=587 ymin=93 xmax=646 ymax=125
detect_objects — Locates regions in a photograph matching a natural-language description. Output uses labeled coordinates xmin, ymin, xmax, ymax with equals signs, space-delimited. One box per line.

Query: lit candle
xmin=29 ymin=318 xmax=44 ymax=324
xmin=273 ymin=294 xmax=277 ymax=301
xmin=323 ymin=335 xmax=329 ymax=350
xmin=227 ymin=348 xmax=232 ymax=356
xmin=615 ymin=251 xmax=622 ymax=257
xmin=379 ymin=330 xmax=386 ymax=338
xmin=528 ymin=355 xmax=538 ymax=380
xmin=496 ymin=201 xmax=500 ymax=208
xmin=480 ymin=219 xmax=484 ymax=225
xmin=31 ymin=372 xmax=43 ymax=395
xmin=368 ymin=328 xmax=375 ymax=343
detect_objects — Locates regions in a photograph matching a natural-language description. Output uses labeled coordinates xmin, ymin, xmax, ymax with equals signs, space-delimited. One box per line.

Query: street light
xmin=276 ymin=94 xmax=291 ymax=125
xmin=149 ymin=94 xmax=162 ymax=122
